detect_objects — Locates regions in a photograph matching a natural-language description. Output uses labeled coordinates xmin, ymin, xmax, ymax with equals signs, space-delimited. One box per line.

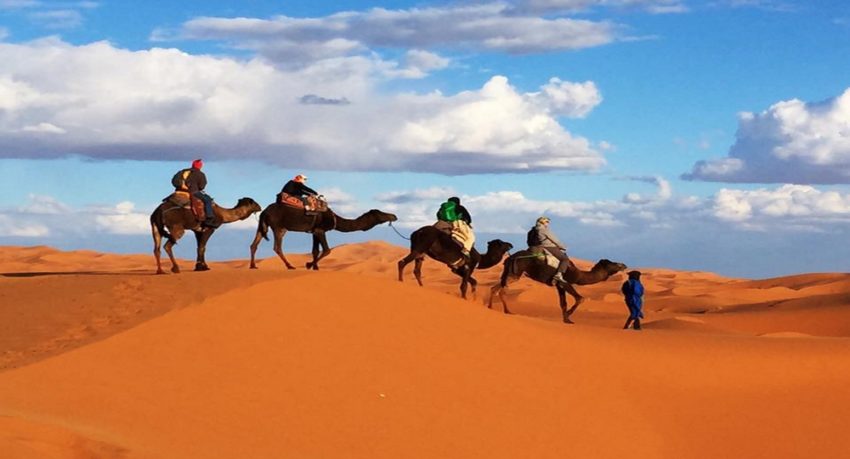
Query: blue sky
xmin=1 ymin=0 xmax=849 ymax=277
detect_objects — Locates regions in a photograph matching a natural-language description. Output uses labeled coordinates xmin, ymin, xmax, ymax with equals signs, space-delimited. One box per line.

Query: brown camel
xmin=249 ymin=203 xmax=397 ymax=270
xmin=397 ymin=225 xmax=513 ymax=299
xmin=151 ymin=197 xmax=262 ymax=274
xmin=489 ymin=250 xmax=627 ymax=323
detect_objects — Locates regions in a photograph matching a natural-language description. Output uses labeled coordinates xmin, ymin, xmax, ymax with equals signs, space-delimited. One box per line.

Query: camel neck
xmin=334 ymin=213 xmax=378 ymax=232
xmin=215 ymin=204 xmax=252 ymax=223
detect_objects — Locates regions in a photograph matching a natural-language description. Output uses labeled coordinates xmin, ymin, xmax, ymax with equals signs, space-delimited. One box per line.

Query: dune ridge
xmin=1 ymin=243 xmax=849 ymax=458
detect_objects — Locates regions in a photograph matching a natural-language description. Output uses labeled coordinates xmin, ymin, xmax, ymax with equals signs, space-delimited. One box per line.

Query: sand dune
xmin=1 ymin=243 xmax=849 ymax=458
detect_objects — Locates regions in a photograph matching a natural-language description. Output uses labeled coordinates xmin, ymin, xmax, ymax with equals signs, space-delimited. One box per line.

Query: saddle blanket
xmin=278 ymin=192 xmax=328 ymax=213
xmin=164 ymin=191 xmax=205 ymax=221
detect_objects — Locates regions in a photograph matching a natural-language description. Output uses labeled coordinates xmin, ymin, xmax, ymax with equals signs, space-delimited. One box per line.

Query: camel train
xmin=150 ymin=167 xmax=626 ymax=325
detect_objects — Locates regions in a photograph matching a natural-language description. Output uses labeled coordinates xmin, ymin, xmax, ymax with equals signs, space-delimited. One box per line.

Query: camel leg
xmin=194 ymin=229 xmax=213 ymax=271
xmin=164 ymin=240 xmax=179 ymax=273
xmin=306 ymin=232 xmax=331 ymax=270
xmin=413 ymin=257 xmax=425 ymax=286
xmin=272 ymin=228 xmax=295 ymax=269
xmin=152 ymin=224 xmax=165 ymax=275
xmin=249 ymin=229 xmax=264 ymax=269
xmin=488 ymin=282 xmax=513 ymax=314
xmin=397 ymin=252 xmax=419 ymax=282
xmin=450 ymin=266 xmax=475 ymax=299
xmin=557 ymin=285 xmax=573 ymax=324
xmin=164 ymin=227 xmax=183 ymax=273
xmin=560 ymin=282 xmax=584 ymax=321
xmin=499 ymin=286 xmax=512 ymax=314
xmin=458 ymin=266 xmax=472 ymax=299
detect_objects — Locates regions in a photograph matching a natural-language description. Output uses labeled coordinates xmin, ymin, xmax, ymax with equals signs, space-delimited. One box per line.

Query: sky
xmin=0 ymin=0 xmax=849 ymax=278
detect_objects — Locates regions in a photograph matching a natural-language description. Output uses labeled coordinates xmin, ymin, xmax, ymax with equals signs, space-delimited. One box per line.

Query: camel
xmin=151 ymin=197 xmax=262 ymax=274
xmin=489 ymin=250 xmax=627 ymax=323
xmin=249 ymin=203 xmax=397 ymax=270
xmin=397 ymin=225 xmax=513 ymax=299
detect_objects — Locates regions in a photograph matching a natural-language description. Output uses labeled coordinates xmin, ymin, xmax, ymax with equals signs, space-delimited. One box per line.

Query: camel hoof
xmin=171 ymin=267 xmax=180 ymax=274
xmin=285 ymin=265 xmax=295 ymax=270
xmin=195 ymin=264 xmax=210 ymax=272
xmin=249 ymin=265 xmax=258 ymax=270
xmin=156 ymin=269 xmax=166 ymax=275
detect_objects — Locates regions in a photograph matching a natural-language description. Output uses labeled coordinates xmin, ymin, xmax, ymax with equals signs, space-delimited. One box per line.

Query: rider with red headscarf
xmin=173 ymin=159 xmax=217 ymax=227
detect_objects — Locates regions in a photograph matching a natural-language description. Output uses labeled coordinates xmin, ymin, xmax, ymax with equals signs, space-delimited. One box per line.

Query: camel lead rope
xmin=388 ymin=221 xmax=411 ymax=240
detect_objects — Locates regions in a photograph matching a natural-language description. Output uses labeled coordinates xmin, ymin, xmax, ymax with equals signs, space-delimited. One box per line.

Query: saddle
xmin=277 ymin=192 xmax=329 ymax=214
xmin=163 ymin=191 xmax=205 ymax=221
xmin=529 ymin=247 xmax=561 ymax=269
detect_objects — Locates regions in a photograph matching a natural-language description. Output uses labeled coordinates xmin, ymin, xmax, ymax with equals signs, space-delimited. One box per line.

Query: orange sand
xmin=0 ymin=242 xmax=849 ymax=458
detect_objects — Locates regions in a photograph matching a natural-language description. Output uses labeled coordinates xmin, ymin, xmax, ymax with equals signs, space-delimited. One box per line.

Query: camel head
xmin=486 ymin=239 xmax=514 ymax=255
xmin=364 ymin=209 xmax=398 ymax=224
xmin=237 ymin=197 xmax=263 ymax=215
xmin=594 ymin=259 xmax=628 ymax=276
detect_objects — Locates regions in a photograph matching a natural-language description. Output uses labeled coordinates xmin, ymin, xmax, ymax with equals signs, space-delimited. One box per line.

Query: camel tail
xmin=151 ymin=208 xmax=176 ymax=245
xmin=257 ymin=210 xmax=270 ymax=241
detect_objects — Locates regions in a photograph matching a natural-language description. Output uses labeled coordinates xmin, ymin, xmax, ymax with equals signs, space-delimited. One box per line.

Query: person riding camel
xmin=172 ymin=159 xmax=217 ymax=227
xmin=281 ymin=174 xmax=320 ymax=210
xmin=527 ymin=216 xmax=575 ymax=285
xmin=435 ymin=196 xmax=475 ymax=258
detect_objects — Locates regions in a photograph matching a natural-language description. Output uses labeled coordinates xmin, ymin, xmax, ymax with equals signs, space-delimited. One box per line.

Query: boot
xmin=633 ymin=319 xmax=641 ymax=330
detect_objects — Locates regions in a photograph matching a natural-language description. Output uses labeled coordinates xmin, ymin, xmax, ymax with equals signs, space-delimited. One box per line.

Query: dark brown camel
xmin=249 ymin=203 xmax=397 ymax=270
xmin=489 ymin=251 xmax=627 ymax=323
xmin=397 ymin=225 xmax=513 ymax=299
xmin=151 ymin=197 xmax=261 ymax=274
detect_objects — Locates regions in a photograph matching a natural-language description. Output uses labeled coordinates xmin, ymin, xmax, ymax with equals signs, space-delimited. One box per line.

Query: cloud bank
xmin=684 ymin=89 xmax=850 ymax=184
xmin=0 ymin=38 xmax=606 ymax=174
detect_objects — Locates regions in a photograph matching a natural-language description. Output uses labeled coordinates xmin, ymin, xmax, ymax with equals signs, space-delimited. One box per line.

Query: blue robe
xmin=621 ymin=279 xmax=644 ymax=319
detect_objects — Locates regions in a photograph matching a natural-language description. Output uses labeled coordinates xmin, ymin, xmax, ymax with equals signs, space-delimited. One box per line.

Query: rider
xmin=435 ymin=196 xmax=475 ymax=258
xmin=173 ymin=159 xmax=217 ymax=227
xmin=281 ymin=174 xmax=319 ymax=209
xmin=528 ymin=216 xmax=574 ymax=285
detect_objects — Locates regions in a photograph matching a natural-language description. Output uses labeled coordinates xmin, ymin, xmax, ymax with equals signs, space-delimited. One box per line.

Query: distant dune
xmin=1 ymin=243 xmax=849 ymax=458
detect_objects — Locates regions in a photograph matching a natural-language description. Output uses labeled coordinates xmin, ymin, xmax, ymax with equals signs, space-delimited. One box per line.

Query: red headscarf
xmin=192 ymin=159 xmax=203 ymax=169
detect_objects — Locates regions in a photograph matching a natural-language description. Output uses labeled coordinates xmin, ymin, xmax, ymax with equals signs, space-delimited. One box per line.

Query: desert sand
xmin=1 ymin=242 xmax=849 ymax=458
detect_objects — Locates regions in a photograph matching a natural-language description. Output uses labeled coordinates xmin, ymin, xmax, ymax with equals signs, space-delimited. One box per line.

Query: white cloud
xmin=378 ymin=181 xmax=850 ymax=238
xmin=0 ymin=214 xmax=49 ymax=237
xmin=18 ymin=194 xmax=70 ymax=214
xmin=531 ymin=78 xmax=602 ymax=118
xmin=0 ymin=39 xmax=607 ymax=174
xmin=21 ymin=122 xmax=65 ymax=134
xmin=685 ymin=89 xmax=850 ymax=184
xmin=713 ymin=185 xmax=850 ymax=227
xmin=92 ymin=201 xmax=150 ymax=235
xmin=174 ymin=3 xmax=620 ymax=66
xmin=515 ymin=0 xmax=688 ymax=14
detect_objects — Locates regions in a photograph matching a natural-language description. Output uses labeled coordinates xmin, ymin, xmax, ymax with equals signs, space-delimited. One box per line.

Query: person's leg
xmin=545 ymin=247 xmax=570 ymax=283
xmin=194 ymin=192 xmax=215 ymax=224
xmin=623 ymin=317 xmax=633 ymax=329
